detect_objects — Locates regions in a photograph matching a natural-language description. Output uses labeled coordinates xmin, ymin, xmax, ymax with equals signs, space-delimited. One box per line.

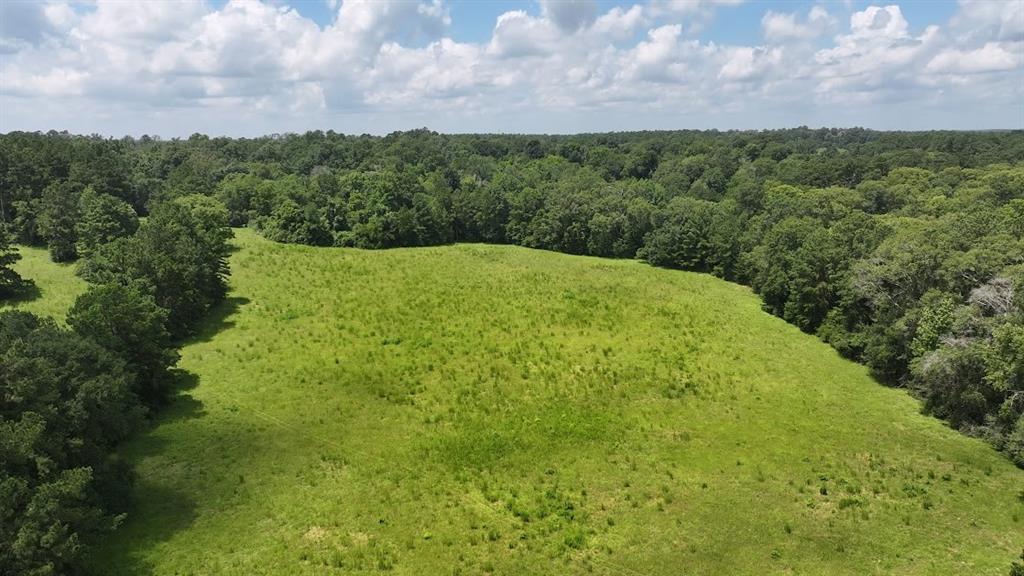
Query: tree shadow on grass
xmin=84 ymin=296 xmax=249 ymax=575
xmin=151 ymin=369 xmax=207 ymax=427
xmin=184 ymin=296 xmax=250 ymax=345
xmin=85 ymin=479 xmax=199 ymax=576
xmin=1 ymin=280 xmax=40 ymax=307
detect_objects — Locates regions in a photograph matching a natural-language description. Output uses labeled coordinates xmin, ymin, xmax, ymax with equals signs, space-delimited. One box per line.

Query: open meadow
xmin=4 ymin=243 xmax=87 ymax=322
xmin=7 ymin=228 xmax=1022 ymax=575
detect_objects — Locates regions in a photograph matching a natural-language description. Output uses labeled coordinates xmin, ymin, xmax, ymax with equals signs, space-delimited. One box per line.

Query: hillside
xmin=14 ymin=228 xmax=1021 ymax=575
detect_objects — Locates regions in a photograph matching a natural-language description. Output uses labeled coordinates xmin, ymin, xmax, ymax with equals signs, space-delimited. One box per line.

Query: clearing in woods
xmin=8 ymin=228 xmax=1022 ymax=574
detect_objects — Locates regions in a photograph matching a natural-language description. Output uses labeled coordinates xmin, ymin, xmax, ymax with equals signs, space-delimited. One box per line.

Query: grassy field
xmin=1 ymin=244 xmax=87 ymax=322
xmin=11 ymin=229 xmax=1022 ymax=575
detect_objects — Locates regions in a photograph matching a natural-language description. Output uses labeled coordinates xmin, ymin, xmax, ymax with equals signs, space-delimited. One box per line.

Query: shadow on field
xmin=3 ymin=280 xmax=41 ymax=306
xmin=85 ymin=296 xmax=249 ymax=574
xmin=155 ymin=369 xmax=207 ymax=426
xmin=186 ymin=296 xmax=250 ymax=344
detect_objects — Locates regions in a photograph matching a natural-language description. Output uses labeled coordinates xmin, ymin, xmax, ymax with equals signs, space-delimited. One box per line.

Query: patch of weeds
xmin=563 ymin=526 xmax=587 ymax=550
xmin=838 ymin=498 xmax=861 ymax=510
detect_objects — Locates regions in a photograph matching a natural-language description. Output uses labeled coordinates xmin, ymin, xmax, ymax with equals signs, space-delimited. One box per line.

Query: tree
xmin=0 ymin=311 xmax=142 ymax=575
xmin=215 ymin=172 xmax=266 ymax=226
xmin=638 ymin=197 xmax=716 ymax=271
xmin=915 ymin=342 xmax=996 ymax=429
xmin=37 ymin=181 xmax=80 ymax=262
xmin=75 ymin=187 xmax=139 ymax=258
xmin=0 ymin=226 xmax=26 ymax=299
xmin=68 ymin=282 xmax=180 ymax=409
xmin=79 ymin=197 xmax=232 ymax=337
xmin=11 ymin=198 xmax=43 ymax=245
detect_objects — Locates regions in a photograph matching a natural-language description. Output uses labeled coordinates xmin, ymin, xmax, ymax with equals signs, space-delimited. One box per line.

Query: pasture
xmin=15 ymin=228 xmax=1021 ymax=575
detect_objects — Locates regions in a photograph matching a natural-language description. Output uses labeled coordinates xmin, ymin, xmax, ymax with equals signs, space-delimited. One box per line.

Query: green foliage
xmin=68 ymin=282 xmax=179 ymax=409
xmin=638 ymin=196 xmax=716 ymax=271
xmin=80 ymin=197 xmax=232 ymax=337
xmin=6 ymin=128 xmax=1022 ymax=467
xmin=0 ymin=311 xmax=143 ymax=575
xmin=0 ymin=226 xmax=26 ymax=299
xmin=37 ymin=181 xmax=80 ymax=262
xmin=909 ymin=292 xmax=958 ymax=359
xmin=75 ymin=187 xmax=139 ymax=258
xmin=914 ymin=340 xmax=995 ymax=428
xmin=1 ymin=177 xmax=225 ymax=576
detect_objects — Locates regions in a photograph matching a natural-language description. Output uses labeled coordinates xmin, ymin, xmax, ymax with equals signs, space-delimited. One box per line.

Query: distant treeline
xmin=0 ymin=160 xmax=231 ymax=573
xmin=1 ymin=128 xmax=1022 ymax=484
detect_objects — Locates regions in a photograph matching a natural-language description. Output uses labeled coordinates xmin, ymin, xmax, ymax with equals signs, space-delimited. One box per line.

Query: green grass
xmin=1 ymin=244 xmax=87 ymax=322
xmin=43 ymin=228 xmax=1023 ymax=574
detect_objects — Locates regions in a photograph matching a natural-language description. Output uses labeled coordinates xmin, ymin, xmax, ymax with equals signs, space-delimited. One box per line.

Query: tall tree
xmin=79 ymin=197 xmax=233 ymax=337
xmin=0 ymin=226 xmax=25 ymax=299
xmin=68 ymin=282 xmax=180 ymax=409
xmin=74 ymin=187 xmax=139 ymax=258
xmin=0 ymin=311 xmax=142 ymax=575
xmin=37 ymin=181 xmax=80 ymax=262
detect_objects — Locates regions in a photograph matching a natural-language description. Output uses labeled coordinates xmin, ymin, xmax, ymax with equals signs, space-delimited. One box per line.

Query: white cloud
xmin=80 ymin=0 xmax=207 ymax=42
xmin=645 ymin=0 xmax=746 ymax=33
xmin=622 ymin=24 xmax=687 ymax=83
xmin=813 ymin=6 xmax=944 ymax=99
xmin=540 ymin=0 xmax=598 ymax=32
xmin=0 ymin=1 xmax=55 ymax=44
xmin=849 ymin=4 xmax=909 ymax=39
xmin=926 ymin=41 xmax=1019 ymax=74
xmin=950 ymin=0 xmax=1024 ymax=43
xmin=487 ymin=10 xmax=560 ymax=58
xmin=591 ymin=5 xmax=646 ymax=40
xmin=719 ymin=46 xmax=784 ymax=81
xmin=149 ymin=1 xmax=321 ymax=79
xmin=0 ymin=0 xmax=1021 ymax=135
xmin=762 ymin=6 xmax=834 ymax=42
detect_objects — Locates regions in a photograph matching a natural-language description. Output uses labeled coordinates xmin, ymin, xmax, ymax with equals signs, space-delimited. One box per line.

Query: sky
xmin=0 ymin=0 xmax=1021 ymax=137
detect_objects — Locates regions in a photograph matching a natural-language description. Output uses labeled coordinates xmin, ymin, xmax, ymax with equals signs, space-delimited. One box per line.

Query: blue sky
xmin=281 ymin=1 xmax=959 ymax=44
xmin=250 ymin=1 xmax=965 ymax=48
xmin=0 ymin=0 xmax=1021 ymax=136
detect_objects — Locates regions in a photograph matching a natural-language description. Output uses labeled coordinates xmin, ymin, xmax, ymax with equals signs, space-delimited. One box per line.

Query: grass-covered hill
xmin=7 ymin=228 xmax=1022 ymax=575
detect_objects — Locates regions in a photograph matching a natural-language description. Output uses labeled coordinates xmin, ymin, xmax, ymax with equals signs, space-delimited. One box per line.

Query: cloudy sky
xmin=0 ymin=0 xmax=1021 ymax=136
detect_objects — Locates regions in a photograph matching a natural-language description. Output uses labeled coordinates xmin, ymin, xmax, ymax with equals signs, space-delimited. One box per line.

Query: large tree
xmin=68 ymin=282 xmax=180 ymax=409
xmin=0 ymin=226 xmax=26 ymax=299
xmin=0 ymin=311 xmax=142 ymax=575
xmin=79 ymin=197 xmax=233 ymax=337
xmin=37 ymin=181 xmax=80 ymax=262
xmin=74 ymin=187 xmax=139 ymax=258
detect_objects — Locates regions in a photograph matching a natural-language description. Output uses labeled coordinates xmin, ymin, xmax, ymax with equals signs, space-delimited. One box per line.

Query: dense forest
xmin=0 ymin=176 xmax=232 ymax=572
xmin=1 ymin=127 xmax=1023 ymax=572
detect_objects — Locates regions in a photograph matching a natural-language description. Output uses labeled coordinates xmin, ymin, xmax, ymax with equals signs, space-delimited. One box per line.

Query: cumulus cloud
xmin=950 ymin=0 xmax=1024 ymax=43
xmin=0 ymin=1 xmax=53 ymax=45
xmin=762 ymin=6 xmax=834 ymax=42
xmin=926 ymin=42 xmax=1020 ymax=74
xmin=488 ymin=10 xmax=561 ymax=58
xmin=814 ymin=5 xmax=941 ymax=99
xmin=719 ymin=46 xmax=784 ymax=81
xmin=540 ymin=0 xmax=598 ymax=32
xmin=0 ymin=0 xmax=1021 ymax=135
xmin=80 ymin=0 xmax=207 ymax=42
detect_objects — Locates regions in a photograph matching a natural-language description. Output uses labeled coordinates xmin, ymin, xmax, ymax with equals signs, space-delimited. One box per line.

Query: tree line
xmin=0 ymin=183 xmax=231 ymax=573
xmin=0 ymin=128 xmax=1021 ymax=571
